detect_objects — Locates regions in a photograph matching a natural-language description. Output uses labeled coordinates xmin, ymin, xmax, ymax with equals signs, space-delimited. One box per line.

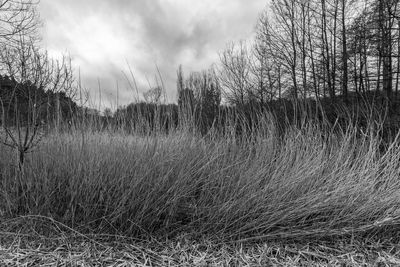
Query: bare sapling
xmin=0 ymin=38 xmax=75 ymax=170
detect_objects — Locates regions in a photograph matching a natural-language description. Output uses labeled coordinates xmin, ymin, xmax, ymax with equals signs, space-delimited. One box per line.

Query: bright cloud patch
xmin=39 ymin=0 xmax=267 ymax=108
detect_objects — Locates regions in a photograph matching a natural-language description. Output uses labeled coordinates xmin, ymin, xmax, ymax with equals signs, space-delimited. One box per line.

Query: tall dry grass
xmin=0 ymin=112 xmax=400 ymax=243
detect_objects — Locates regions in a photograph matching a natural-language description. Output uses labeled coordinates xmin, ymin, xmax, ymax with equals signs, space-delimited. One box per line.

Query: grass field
xmin=1 ymin=114 xmax=400 ymax=265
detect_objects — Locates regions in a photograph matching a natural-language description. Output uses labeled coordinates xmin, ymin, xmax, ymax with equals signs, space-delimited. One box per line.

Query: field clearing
xmin=1 ymin=119 xmax=400 ymax=265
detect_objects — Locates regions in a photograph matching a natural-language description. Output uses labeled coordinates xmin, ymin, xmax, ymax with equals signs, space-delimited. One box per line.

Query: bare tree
xmin=378 ymin=0 xmax=397 ymax=98
xmin=341 ymin=0 xmax=349 ymax=99
xmin=269 ymin=0 xmax=301 ymax=99
xmin=0 ymin=39 xmax=75 ymax=169
xmin=0 ymin=0 xmax=75 ymax=170
xmin=216 ymin=0 xmax=400 ymax=112
xmin=219 ymin=41 xmax=252 ymax=106
xmin=252 ymin=36 xmax=281 ymax=103
xmin=256 ymin=11 xmax=295 ymax=100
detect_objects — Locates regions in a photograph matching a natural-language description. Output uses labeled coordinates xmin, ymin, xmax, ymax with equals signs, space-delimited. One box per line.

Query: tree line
xmin=219 ymin=0 xmax=400 ymax=105
xmin=0 ymin=74 xmax=78 ymax=127
xmin=3 ymin=0 xmax=400 ymax=139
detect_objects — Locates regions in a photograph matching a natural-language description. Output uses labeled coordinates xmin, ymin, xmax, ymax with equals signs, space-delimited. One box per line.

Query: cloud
xmin=39 ymin=0 xmax=266 ymax=109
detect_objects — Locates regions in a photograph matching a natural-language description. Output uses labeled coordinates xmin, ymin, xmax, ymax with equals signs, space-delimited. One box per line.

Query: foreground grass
xmin=1 ymin=119 xmax=400 ymax=264
xmin=1 ymin=216 xmax=399 ymax=266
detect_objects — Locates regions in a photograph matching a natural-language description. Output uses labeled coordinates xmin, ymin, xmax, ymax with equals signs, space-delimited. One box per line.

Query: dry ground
xmin=0 ymin=221 xmax=399 ymax=267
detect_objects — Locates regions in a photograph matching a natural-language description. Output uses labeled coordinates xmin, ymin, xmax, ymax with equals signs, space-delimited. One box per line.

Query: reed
xmin=1 ymin=109 xmax=399 ymax=245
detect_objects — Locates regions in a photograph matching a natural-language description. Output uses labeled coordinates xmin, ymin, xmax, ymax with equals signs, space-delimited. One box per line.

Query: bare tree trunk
xmin=359 ymin=51 xmax=365 ymax=93
xmin=290 ymin=0 xmax=299 ymax=99
xmin=396 ymin=19 xmax=400 ymax=97
xmin=380 ymin=0 xmax=393 ymax=98
xmin=322 ymin=0 xmax=335 ymax=99
xmin=362 ymin=31 xmax=370 ymax=92
xmin=353 ymin=50 xmax=359 ymax=94
xmin=308 ymin=7 xmax=319 ymax=98
xmin=376 ymin=36 xmax=382 ymax=92
xmin=301 ymin=1 xmax=308 ymax=100
xmin=332 ymin=0 xmax=339 ymax=98
xmin=342 ymin=0 xmax=349 ymax=100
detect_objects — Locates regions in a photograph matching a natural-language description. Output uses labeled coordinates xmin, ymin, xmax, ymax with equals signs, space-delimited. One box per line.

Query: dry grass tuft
xmin=1 ymin=114 xmax=400 ymax=264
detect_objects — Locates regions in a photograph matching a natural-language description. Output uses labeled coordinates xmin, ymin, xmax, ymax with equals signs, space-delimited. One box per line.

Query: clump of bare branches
xmin=0 ymin=41 xmax=75 ymax=170
xmin=0 ymin=0 xmax=41 ymax=46
xmin=0 ymin=0 xmax=76 ymax=170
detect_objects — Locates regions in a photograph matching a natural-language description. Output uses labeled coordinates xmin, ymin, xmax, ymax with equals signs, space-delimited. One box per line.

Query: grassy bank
xmin=1 ymin=115 xmax=400 ymax=245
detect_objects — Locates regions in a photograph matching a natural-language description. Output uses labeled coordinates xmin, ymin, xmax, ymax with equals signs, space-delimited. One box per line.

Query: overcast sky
xmin=39 ymin=0 xmax=267 ymax=110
